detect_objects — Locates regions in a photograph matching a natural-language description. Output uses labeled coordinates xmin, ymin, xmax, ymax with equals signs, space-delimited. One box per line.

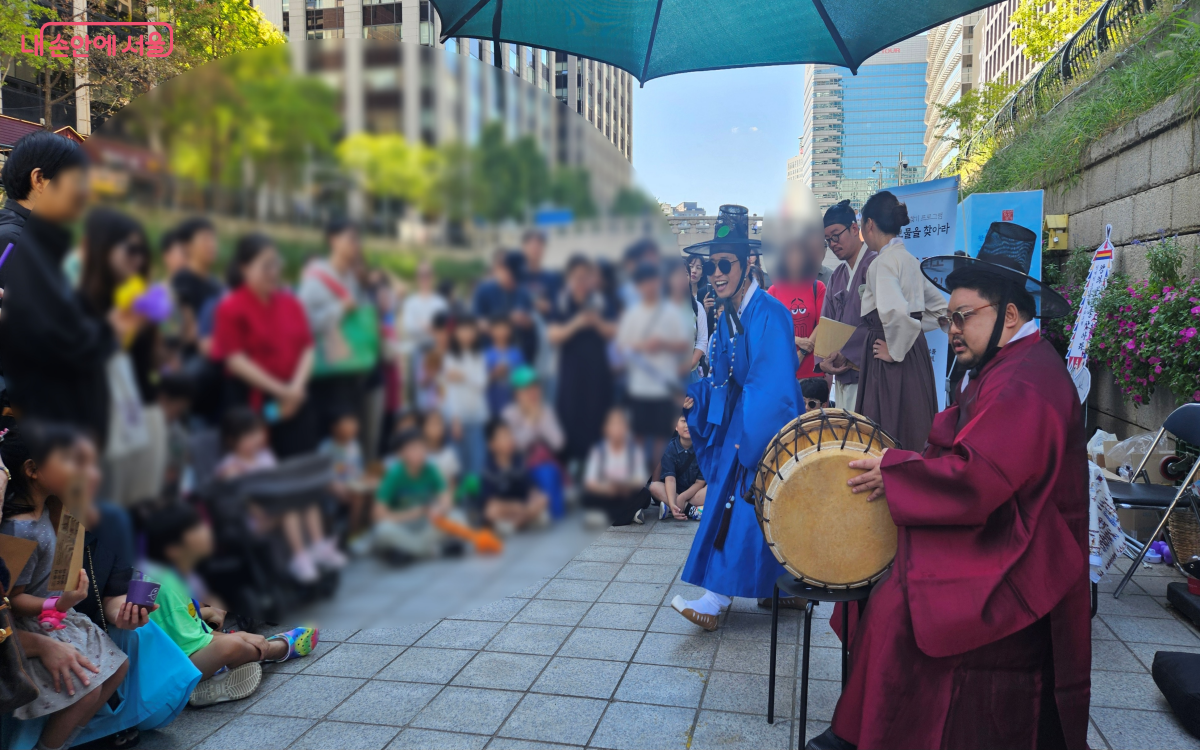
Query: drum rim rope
xmin=752 ymin=408 xmax=897 ymax=590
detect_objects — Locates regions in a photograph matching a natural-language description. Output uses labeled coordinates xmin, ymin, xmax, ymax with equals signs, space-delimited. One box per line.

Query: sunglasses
xmin=804 ymin=398 xmax=823 ymax=411
xmin=702 ymin=258 xmax=738 ymax=276
xmin=937 ymin=303 xmax=997 ymax=333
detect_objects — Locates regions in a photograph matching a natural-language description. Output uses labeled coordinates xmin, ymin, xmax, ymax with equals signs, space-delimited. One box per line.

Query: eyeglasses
xmin=937 ymin=303 xmax=997 ymax=333
xmin=702 ymin=258 xmax=738 ymax=276
xmin=824 ymin=226 xmax=852 ymax=248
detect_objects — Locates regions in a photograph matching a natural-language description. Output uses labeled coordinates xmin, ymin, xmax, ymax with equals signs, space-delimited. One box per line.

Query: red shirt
xmin=767 ymin=279 xmax=826 ymax=379
xmin=210 ymin=286 xmax=313 ymax=405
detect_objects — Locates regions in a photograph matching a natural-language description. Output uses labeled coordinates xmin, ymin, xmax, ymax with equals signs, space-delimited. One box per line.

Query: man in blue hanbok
xmin=672 ymin=205 xmax=801 ymax=630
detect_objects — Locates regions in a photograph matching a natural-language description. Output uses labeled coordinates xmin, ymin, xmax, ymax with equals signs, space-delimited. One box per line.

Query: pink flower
xmin=1194 ymin=390 xmax=1200 ymax=401
xmin=1155 ymin=365 xmax=1163 ymax=374
xmin=1150 ymin=306 xmax=1159 ymax=314
xmin=1192 ymin=306 xmax=1200 ymax=315
xmin=1134 ymin=394 xmax=1143 ymax=403
xmin=1185 ymin=327 xmax=1198 ymax=340
xmin=1125 ymin=341 xmax=1137 ymax=350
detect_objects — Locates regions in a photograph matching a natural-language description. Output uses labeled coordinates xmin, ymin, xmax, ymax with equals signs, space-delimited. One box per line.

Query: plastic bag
xmin=1106 ymin=432 xmax=1161 ymax=480
xmin=1088 ymin=430 xmax=1117 ymax=463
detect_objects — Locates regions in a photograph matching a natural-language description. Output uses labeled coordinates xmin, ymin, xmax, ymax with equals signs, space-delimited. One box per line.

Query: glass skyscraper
xmin=800 ymin=35 xmax=929 ymax=212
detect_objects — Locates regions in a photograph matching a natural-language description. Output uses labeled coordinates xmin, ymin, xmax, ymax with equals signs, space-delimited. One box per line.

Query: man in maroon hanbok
xmin=809 ymin=223 xmax=1091 ymax=750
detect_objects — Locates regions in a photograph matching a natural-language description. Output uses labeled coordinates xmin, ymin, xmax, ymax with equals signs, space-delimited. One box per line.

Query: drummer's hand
xmin=682 ymin=396 xmax=694 ymax=411
xmin=848 ymin=450 xmax=887 ymax=502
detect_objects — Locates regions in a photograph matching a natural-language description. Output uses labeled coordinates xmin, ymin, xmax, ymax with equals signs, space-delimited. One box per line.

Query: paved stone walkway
xmin=139 ymin=516 xmax=1200 ymax=750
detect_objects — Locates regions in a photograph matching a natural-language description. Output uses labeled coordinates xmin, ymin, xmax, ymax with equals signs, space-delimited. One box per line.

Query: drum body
xmin=750 ymin=408 xmax=898 ymax=589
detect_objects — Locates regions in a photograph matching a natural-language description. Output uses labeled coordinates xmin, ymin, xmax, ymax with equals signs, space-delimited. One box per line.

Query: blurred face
xmin=637 ymin=276 xmax=660 ymax=302
xmin=783 ymin=243 xmax=806 ymax=279
xmin=190 ymin=228 xmax=218 ymax=268
xmin=423 ymin=412 xmax=446 ymax=446
xmin=489 ymin=425 xmax=516 ymax=457
xmin=454 ymin=321 xmax=478 ymax=349
xmin=333 ymin=415 xmax=359 ymax=443
xmin=235 ymin=426 xmax=268 ymax=458
xmin=108 ymin=233 xmax=141 ymax=283
xmin=707 ymin=252 xmax=742 ymax=299
xmin=946 ymin=287 xmax=1000 ymax=369
xmin=401 ymin=439 xmax=428 ymax=470
xmin=668 ymin=266 xmax=690 ymax=298
xmin=242 ymin=247 xmax=282 ymax=297
xmin=604 ymin=410 xmax=629 ymax=444
xmin=163 ymin=240 xmax=186 ymax=275
xmin=524 ymin=235 xmax=545 ymax=267
xmin=181 ymin=522 xmax=214 ymax=560
xmin=567 ymin=264 xmax=591 ymax=297
xmin=490 ymin=319 xmax=512 ymax=346
xmin=824 ymin=221 xmax=862 ymax=261
xmin=494 ymin=261 xmax=515 ymax=289
xmin=416 ymin=263 xmax=435 ymax=292
xmin=515 ymin=383 xmax=541 ymax=411
xmin=329 ymin=228 xmax=361 ymax=268
xmin=25 ymin=444 xmax=80 ymax=499
xmin=27 ymin=165 xmax=90 ymax=223
xmin=675 ymin=416 xmax=690 ymax=442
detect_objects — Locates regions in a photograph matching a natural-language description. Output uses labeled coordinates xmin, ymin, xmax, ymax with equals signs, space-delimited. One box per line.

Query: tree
xmin=166 ymin=0 xmax=286 ymax=65
xmin=337 ymin=131 xmax=443 ymax=217
xmin=549 ymin=167 xmax=596 ymax=220
xmin=611 ymin=186 xmax=658 ymax=217
xmin=934 ymin=74 xmax=1021 ymax=150
xmin=0 ymin=0 xmax=58 ymax=115
xmin=1012 ymin=0 xmax=1104 ymax=64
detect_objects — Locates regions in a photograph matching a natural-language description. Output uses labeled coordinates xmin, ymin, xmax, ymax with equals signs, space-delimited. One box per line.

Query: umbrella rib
xmin=809 ymin=0 xmax=856 ymax=73
xmin=639 ymin=0 xmax=666 ymax=86
xmin=438 ymin=0 xmax=491 ymax=42
xmin=492 ymin=0 xmax=505 ymax=44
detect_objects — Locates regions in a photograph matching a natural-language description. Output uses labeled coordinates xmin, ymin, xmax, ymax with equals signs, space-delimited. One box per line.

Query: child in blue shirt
xmin=484 ymin=315 xmax=525 ymax=418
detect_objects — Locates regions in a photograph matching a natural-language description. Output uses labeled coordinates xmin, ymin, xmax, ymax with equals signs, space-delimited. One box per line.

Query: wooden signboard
xmin=46 ymin=473 xmax=86 ymax=594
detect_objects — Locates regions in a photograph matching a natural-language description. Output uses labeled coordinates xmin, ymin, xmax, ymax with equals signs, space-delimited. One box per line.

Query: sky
xmin=631 ymin=64 xmax=807 ymax=217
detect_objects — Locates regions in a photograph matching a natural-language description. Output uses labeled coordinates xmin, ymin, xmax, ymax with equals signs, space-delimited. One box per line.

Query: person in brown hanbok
xmin=853 ymin=191 xmax=947 ymax=451
xmin=819 ymin=200 xmax=878 ymax=410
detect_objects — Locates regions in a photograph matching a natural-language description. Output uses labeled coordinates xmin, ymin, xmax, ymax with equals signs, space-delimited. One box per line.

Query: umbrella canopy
xmin=432 ymin=0 xmax=994 ymax=83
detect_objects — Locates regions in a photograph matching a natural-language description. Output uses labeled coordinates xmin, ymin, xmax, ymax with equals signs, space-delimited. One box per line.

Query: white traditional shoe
xmin=670 ymin=594 xmax=719 ymax=631
xmin=189 ymin=662 xmax=262 ymax=707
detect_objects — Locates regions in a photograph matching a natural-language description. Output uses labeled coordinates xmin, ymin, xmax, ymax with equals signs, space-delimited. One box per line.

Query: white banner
xmin=1066 ymin=224 xmax=1115 ymax=402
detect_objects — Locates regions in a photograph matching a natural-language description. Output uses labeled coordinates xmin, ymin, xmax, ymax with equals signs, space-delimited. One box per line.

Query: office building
xmin=787 ymin=142 xmax=804 ymax=182
xmin=922 ymin=12 xmax=982 ymax=179
xmin=978 ymin=0 xmax=1042 ymax=86
xmin=799 ymin=35 xmax=929 ymax=212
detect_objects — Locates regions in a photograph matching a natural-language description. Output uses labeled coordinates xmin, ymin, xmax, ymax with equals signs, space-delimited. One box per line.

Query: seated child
xmin=801 ymin=376 xmax=831 ymax=412
xmin=422 ymin=410 xmax=461 ymax=491
xmin=481 ymin=419 xmax=548 ymax=535
xmin=0 ymin=421 xmax=130 ymax=750
xmin=158 ymin=371 xmax=194 ymax=501
xmin=581 ymin=408 xmax=649 ymax=528
xmin=142 ymin=504 xmax=316 ymax=707
xmin=216 ymin=407 xmax=346 ymax=583
xmin=484 ymin=315 xmax=525 ymax=418
xmin=649 ymin=414 xmax=705 ymax=521
xmin=318 ymin=411 xmax=371 ymax=537
xmin=373 ymin=428 xmax=454 ymax=562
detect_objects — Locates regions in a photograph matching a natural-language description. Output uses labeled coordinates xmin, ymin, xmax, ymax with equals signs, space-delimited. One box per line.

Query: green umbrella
xmin=433 ymin=0 xmax=992 ymax=83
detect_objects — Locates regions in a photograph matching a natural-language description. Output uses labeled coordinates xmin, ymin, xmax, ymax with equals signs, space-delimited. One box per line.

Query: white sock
xmin=684 ymin=590 xmax=732 ymax=616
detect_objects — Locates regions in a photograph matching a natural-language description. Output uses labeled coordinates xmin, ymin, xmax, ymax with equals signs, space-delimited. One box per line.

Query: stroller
xmin=188 ymin=428 xmax=341 ymax=626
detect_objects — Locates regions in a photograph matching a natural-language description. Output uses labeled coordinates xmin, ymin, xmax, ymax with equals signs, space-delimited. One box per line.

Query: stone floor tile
xmin=327 ymin=680 xmax=442 ymax=726
xmin=574 ymin=545 xmax=635 ymax=563
xmin=531 ymin=656 xmax=627 ymax=699
xmin=647 ymin=522 xmax=697 ymax=535
xmin=291 ymin=721 xmax=400 ymax=749
xmin=508 ymin=577 xmax=552 ymax=598
xmin=799 ymin=646 xmax=844 ymax=683
xmin=138 ymin=709 xmax=233 ymax=749
xmin=1102 ymin=614 xmax=1200 ymax=647
xmin=599 ymin=582 xmax=671 ymax=606
xmin=1091 ymin=707 xmax=1200 ymax=750
xmin=588 ymin=702 xmax=696 ymax=750
xmin=1089 ymin=718 xmax=1111 ymax=750
xmin=485 ymin=623 xmax=573 ymax=655
xmin=729 ymin=597 xmax=776 ymax=614
xmin=638 ymin=533 xmax=696 ymax=550
xmin=627 ymin=547 xmax=690 ymax=567
xmin=497 ymin=693 xmax=607 ymax=746
xmin=1097 ymin=592 xmax=1177 ymax=620
xmin=649 ymin=605 xmax=724 ymax=636
xmin=594 ymin=532 xmax=645 ymax=547
xmin=1124 ymin=641 xmax=1200 ymax=671
xmin=1091 ymin=670 xmax=1173 ymax=711
xmin=513 ymin=598 xmax=592 ymax=626
xmin=633 ymin=632 xmax=720 ymax=669
xmin=579 ymin=602 xmax=657 ymax=631
xmin=795 ymin=720 xmax=832 ymax=748
xmin=303 ymin=643 xmax=404 ymax=679
xmin=690 ymin=709 xmax=792 ymax=750
xmin=414 ymin=620 xmax=506 ymax=650
xmin=409 ymin=687 xmax=523 ymax=735
xmin=210 ymin=671 xmax=294 ymax=714
xmin=387 ymin=728 xmax=489 ymax=750
xmin=375 ymin=647 xmax=476 ymax=684
xmin=536 ymin=579 xmax=610 ymax=602
xmin=793 ymin=678 xmax=843 ymax=723
xmin=265 ymin=640 xmax=336 ymax=674
xmin=614 ymin=663 xmax=707 ymax=708
xmin=1125 ymin=575 xmax=1177 ymax=599
xmin=558 ymin=561 xmax=623 ymax=581
xmin=195 ymin=715 xmax=315 ymax=750
xmin=803 ymin=616 xmax=843 ymax=649
xmin=615 ymin=563 xmax=679 ymax=584
xmin=666 ymin=582 xmax=709 ymax=602
xmin=446 ymin=598 xmax=529 ymax=623
xmin=1093 ymin=639 xmax=1150 ymax=673
xmin=247 ymin=675 xmax=364 ymax=719
xmin=559 ymin=627 xmax=644 ymax=662
xmin=349 ymin=623 xmax=437 ymax=646
xmin=722 ymin=612 xmax=800 ymax=644
xmin=713 ymin=638 xmax=797 ymax=677
xmin=1094 ymin=617 xmax=1119 ymax=640
xmin=452 ymin=651 xmax=550 ymax=690
xmin=487 ymin=739 xmax=583 ymax=750
xmin=701 ymin=670 xmax=794 ymax=718
xmin=314 ymin=628 xmax=359 ymax=643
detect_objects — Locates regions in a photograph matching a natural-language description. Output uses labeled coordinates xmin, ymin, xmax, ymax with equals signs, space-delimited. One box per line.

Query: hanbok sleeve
xmin=921 ymin=277 xmax=949 ymax=333
xmin=873 ymin=253 xmax=923 ymax=362
xmin=736 ymin=300 xmax=801 ymax=471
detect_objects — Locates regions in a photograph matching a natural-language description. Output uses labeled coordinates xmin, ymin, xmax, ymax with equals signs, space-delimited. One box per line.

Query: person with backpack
xmin=766 ymin=184 xmax=828 ymax=382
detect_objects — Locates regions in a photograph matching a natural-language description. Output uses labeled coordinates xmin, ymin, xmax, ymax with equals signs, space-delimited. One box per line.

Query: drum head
xmin=757 ymin=409 xmax=898 ymax=588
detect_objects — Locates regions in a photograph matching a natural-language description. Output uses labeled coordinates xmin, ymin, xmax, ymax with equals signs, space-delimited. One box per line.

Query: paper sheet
xmin=813 ymin=317 xmax=857 ymax=360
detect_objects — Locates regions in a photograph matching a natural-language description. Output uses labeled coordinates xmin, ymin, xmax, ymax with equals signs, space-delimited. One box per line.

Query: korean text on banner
xmin=1065 ymin=224 xmax=1115 ymax=402
xmin=888 ymin=176 xmax=959 ymax=411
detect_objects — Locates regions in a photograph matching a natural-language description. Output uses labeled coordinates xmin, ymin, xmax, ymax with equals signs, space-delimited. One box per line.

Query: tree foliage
xmin=1012 ymin=0 xmax=1104 ymax=63
xmin=611 ymin=186 xmax=658 ymax=217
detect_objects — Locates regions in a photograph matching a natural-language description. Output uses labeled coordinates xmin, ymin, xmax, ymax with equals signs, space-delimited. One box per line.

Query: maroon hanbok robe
xmin=830 ymin=332 xmax=1091 ymax=750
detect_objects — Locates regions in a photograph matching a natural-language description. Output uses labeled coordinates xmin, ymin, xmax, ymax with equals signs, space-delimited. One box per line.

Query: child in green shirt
xmin=144 ymin=504 xmax=318 ymax=707
xmin=372 ymin=428 xmax=453 ymax=561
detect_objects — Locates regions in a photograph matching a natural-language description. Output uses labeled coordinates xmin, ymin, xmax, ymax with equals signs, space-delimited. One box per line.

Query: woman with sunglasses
xmin=853 ymin=191 xmax=947 ymax=453
xmin=669 ymin=205 xmax=801 ymax=632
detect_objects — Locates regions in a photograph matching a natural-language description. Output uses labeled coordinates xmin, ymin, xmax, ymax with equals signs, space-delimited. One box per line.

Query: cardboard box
xmin=46 ymin=475 xmax=86 ymax=594
xmin=1102 ymin=441 xmax=1177 ymax=485
xmin=0 ymin=534 xmax=36 ymax=595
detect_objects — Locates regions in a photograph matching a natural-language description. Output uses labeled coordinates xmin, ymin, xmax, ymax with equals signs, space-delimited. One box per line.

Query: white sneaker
xmin=310 ymin=539 xmax=348 ymax=569
xmin=189 ymin=662 xmax=263 ymax=707
xmin=633 ymin=509 xmax=645 ymax=525
xmin=289 ymin=551 xmax=319 ymax=583
xmin=494 ymin=520 xmax=517 ymax=537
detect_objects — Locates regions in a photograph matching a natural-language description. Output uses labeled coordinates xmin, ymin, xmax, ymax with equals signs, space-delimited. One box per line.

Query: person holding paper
xmin=853 ymin=191 xmax=947 ymax=452
xmin=819 ymin=200 xmax=878 ymax=409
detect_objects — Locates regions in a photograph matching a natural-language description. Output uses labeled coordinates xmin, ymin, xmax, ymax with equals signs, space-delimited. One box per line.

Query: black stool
xmin=768 ymin=576 xmax=871 ymax=728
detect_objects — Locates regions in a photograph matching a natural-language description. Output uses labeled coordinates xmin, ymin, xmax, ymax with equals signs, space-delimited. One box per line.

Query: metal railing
xmin=950 ymin=0 xmax=1159 ymax=174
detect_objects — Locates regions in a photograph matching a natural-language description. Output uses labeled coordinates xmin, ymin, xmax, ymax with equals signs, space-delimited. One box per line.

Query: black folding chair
xmin=1108 ymin=403 xmax=1200 ymax=599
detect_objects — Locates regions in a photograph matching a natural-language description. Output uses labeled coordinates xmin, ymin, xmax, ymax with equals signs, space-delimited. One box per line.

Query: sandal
xmin=265 ymin=626 xmax=319 ymax=662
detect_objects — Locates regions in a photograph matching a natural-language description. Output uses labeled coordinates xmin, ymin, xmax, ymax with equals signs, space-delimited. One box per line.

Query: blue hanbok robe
xmin=682 ymin=285 xmax=801 ymax=598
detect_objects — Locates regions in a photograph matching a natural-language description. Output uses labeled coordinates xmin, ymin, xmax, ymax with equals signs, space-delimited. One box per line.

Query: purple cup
xmin=127 ymin=579 xmax=161 ymax=607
